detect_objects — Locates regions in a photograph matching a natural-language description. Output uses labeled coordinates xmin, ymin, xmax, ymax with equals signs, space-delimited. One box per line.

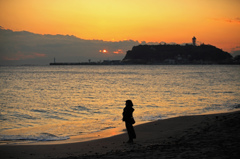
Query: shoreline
xmin=0 ymin=109 xmax=232 ymax=146
xmin=1 ymin=110 xmax=240 ymax=159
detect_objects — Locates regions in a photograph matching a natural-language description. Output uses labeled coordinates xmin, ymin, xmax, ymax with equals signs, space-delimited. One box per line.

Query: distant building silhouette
xmin=192 ymin=36 xmax=196 ymax=46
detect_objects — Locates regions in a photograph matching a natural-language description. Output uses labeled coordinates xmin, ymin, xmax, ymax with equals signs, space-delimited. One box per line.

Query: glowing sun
xmin=99 ymin=49 xmax=108 ymax=53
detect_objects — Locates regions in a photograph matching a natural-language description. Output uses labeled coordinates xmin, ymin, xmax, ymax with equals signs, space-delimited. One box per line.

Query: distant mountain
xmin=123 ymin=44 xmax=233 ymax=64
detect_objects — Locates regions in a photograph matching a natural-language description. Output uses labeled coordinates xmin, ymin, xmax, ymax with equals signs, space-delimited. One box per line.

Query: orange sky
xmin=0 ymin=0 xmax=240 ymax=52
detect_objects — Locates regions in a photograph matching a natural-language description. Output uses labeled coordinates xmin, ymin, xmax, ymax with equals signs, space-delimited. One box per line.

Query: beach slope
xmin=1 ymin=110 xmax=240 ymax=159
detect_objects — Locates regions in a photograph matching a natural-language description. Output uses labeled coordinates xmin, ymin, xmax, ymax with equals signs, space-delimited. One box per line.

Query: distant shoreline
xmin=49 ymin=62 xmax=240 ymax=65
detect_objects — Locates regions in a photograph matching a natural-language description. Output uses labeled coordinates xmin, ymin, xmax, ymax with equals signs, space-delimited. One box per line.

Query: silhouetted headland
xmin=123 ymin=43 xmax=234 ymax=64
xmin=50 ymin=43 xmax=240 ymax=65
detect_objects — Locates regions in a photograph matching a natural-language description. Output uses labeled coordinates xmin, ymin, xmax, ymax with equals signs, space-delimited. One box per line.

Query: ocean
xmin=0 ymin=65 xmax=239 ymax=143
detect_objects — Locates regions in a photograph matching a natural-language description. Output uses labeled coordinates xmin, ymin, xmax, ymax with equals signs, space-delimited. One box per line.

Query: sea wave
xmin=1 ymin=65 xmax=239 ymax=143
xmin=0 ymin=133 xmax=69 ymax=141
xmin=71 ymin=106 xmax=90 ymax=111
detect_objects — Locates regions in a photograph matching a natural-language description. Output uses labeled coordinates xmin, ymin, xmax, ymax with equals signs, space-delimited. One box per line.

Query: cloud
xmin=231 ymin=45 xmax=240 ymax=51
xmin=224 ymin=17 xmax=240 ymax=24
xmin=212 ymin=17 xmax=240 ymax=24
xmin=2 ymin=52 xmax=46 ymax=61
xmin=231 ymin=45 xmax=240 ymax=57
xmin=0 ymin=28 xmax=140 ymax=65
xmin=113 ymin=49 xmax=124 ymax=54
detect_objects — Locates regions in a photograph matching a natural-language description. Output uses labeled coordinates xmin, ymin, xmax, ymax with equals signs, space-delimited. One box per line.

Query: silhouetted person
xmin=122 ymin=100 xmax=136 ymax=143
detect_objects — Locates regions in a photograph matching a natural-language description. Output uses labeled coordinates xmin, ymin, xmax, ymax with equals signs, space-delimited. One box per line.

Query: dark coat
xmin=122 ymin=106 xmax=134 ymax=123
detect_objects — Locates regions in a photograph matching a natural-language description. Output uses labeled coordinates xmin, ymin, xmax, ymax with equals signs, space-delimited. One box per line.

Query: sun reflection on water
xmin=0 ymin=65 xmax=239 ymax=141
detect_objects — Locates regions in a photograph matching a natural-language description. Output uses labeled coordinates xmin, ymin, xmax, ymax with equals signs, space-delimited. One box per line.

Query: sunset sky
xmin=0 ymin=0 xmax=240 ymax=57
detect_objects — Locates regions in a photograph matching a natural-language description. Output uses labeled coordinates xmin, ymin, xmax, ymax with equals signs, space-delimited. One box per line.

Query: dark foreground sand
xmin=1 ymin=110 xmax=240 ymax=159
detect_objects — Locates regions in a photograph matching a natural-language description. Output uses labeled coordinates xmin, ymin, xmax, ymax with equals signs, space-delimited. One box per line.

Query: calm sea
xmin=0 ymin=65 xmax=240 ymax=143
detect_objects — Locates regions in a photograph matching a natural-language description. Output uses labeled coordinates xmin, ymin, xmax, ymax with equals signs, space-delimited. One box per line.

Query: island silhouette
xmin=122 ymin=43 xmax=232 ymax=64
xmin=50 ymin=37 xmax=239 ymax=65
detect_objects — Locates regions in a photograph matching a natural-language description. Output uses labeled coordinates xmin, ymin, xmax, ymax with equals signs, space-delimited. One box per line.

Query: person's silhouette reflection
xmin=122 ymin=100 xmax=136 ymax=143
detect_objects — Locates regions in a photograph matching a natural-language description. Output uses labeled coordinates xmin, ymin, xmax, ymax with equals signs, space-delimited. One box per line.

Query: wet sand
xmin=1 ymin=110 xmax=240 ymax=159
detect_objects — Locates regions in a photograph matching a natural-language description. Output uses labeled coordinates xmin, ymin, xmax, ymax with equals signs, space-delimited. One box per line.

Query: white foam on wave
xmin=0 ymin=133 xmax=70 ymax=141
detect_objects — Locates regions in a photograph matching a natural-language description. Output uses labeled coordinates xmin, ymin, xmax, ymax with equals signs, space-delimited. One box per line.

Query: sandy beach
xmin=1 ymin=110 xmax=240 ymax=159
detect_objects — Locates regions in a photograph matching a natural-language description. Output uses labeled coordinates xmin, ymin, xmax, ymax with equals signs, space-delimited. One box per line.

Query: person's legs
xmin=125 ymin=122 xmax=136 ymax=142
